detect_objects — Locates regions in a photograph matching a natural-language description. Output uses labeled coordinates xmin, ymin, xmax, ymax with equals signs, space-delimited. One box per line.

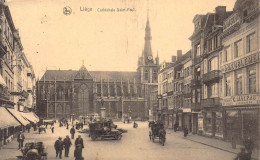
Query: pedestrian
xmin=51 ymin=125 xmax=55 ymax=133
xmin=17 ymin=131 xmax=25 ymax=149
xmin=66 ymin=123 xmax=69 ymax=129
xmin=75 ymin=135 xmax=84 ymax=158
xmin=234 ymin=148 xmax=250 ymax=160
xmin=74 ymin=144 xmax=84 ymax=160
xmin=70 ymin=126 xmax=76 ymax=139
xmin=63 ymin=135 xmax=72 ymax=157
xmin=174 ymin=123 xmax=178 ymax=132
xmin=38 ymin=127 xmax=41 ymax=134
xmin=183 ymin=125 xmax=188 ymax=137
xmin=54 ymin=137 xmax=64 ymax=159
xmin=244 ymin=136 xmax=254 ymax=159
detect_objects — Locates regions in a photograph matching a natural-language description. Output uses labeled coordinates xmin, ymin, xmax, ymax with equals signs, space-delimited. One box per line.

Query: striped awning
xmin=21 ymin=112 xmax=39 ymax=123
xmin=6 ymin=108 xmax=30 ymax=126
xmin=0 ymin=107 xmax=20 ymax=129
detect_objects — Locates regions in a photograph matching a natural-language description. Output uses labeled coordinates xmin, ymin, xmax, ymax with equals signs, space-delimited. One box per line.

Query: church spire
xmin=143 ymin=13 xmax=153 ymax=65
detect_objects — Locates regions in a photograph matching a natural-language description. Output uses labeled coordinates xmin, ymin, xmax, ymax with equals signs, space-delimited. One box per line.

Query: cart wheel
xmin=117 ymin=134 xmax=122 ymax=140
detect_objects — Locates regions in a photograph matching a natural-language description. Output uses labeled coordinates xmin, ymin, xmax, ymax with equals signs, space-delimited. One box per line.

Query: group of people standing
xmin=54 ymin=135 xmax=84 ymax=160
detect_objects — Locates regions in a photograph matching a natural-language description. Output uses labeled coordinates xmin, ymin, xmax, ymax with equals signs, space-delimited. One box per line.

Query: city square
xmin=0 ymin=0 xmax=259 ymax=159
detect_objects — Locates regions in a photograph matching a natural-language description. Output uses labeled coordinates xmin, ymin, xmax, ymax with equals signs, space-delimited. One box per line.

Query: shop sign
xmin=222 ymin=94 xmax=260 ymax=106
xmin=182 ymin=108 xmax=191 ymax=112
xmin=223 ymin=13 xmax=240 ymax=31
xmin=221 ymin=52 xmax=260 ymax=73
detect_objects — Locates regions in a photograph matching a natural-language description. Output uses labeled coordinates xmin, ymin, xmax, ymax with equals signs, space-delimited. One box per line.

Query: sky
xmin=6 ymin=0 xmax=236 ymax=78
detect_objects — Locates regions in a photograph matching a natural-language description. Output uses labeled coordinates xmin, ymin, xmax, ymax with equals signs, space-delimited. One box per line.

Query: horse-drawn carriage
xmin=149 ymin=121 xmax=166 ymax=146
xmin=17 ymin=142 xmax=47 ymax=160
xmin=89 ymin=120 xmax=122 ymax=141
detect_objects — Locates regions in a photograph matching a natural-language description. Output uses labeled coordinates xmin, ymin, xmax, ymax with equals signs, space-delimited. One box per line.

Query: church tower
xmin=137 ymin=16 xmax=159 ymax=84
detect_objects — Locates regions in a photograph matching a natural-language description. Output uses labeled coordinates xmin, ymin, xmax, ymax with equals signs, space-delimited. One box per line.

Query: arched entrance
xmin=78 ymin=84 xmax=89 ymax=115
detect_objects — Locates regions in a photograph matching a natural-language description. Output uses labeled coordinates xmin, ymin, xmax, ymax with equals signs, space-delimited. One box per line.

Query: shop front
xmin=222 ymin=94 xmax=260 ymax=145
xmin=203 ymin=111 xmax=224 ymax=138
xmin=182 ymin=108 xmax=192 ymax=132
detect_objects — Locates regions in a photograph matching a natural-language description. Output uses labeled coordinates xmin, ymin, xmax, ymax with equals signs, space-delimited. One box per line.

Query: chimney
xmin=172 ymin=56 xmax=177 ymax=63
xmin=215 ymin=6 xmax=227 ymax=23
xmin=177 ymin=50 xmax=182 ymax=61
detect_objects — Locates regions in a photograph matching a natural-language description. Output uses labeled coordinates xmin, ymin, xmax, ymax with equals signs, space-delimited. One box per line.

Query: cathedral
xmin=36 ymin=17 xmax=159 ymax=120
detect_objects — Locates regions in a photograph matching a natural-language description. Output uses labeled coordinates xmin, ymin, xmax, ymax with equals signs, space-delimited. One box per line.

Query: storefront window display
xmin=198 ymin=113 xmax=204 ymax=134
xmin=226 ymin=110 xmax=240 ymax=141
xmin=215 ymin=112 xmax=223 ymax=138
xmin=204 ymin=112 xmax=212 ymax=135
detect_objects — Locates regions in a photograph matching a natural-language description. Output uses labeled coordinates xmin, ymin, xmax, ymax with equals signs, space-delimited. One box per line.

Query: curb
xmin=185 ymin=137 xmax=259 ymax=160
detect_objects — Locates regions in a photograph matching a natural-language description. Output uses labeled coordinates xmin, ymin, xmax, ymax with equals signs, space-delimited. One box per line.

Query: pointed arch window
xmin=145 ymin=70 xmax=149 ymax=80
xmin=153 ymin=70 xmax=157 ymax=81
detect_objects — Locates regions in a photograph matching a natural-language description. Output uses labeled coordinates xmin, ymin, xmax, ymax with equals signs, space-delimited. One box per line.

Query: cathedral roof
xmin=40 ymin=70 xmax=138 ymax=82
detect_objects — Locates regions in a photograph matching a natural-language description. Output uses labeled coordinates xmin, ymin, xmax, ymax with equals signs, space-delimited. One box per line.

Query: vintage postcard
xmin=0 ymin=0 xmax=259 ymax=160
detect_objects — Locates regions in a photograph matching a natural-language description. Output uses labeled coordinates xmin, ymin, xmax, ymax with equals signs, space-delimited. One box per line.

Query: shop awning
xmin=6 ymin=108 xmax=30 ymax=126
xmin=0 ymin=107 xmax=20 ymax=129
xmin=21 ymin=112 xmax=39 ymax=123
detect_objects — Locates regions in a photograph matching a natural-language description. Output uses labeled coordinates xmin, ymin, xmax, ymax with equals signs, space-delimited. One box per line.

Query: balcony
xmin=201 ymin=97 xmax=221 ymax=108
xmin=191 ymin=102 xmax=203 ymax=111
xmin=193 ymin=56 xmax=202 ymax=65
xmin=243 ymin=7 xmax=259 ymax=23
xmin=202 ymin=70 xmax=222 ymax=84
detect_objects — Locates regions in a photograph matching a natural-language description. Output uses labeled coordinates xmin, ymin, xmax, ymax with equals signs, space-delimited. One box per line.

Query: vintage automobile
xmin=89 ymin=120 xmax=122 ymax=141
xmin=149 ymin=122 xmax=166 ymax=146
xmin=17 ymin=142 xmax=47 ymax=160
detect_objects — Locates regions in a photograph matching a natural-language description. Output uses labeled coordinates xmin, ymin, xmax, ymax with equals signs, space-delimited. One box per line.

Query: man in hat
xmin=17 ymin=131 xmax=25 ymax=149
xmin=63 ymin=135 xmax=72 ymax=157
xmin=70 ymin=126 xmax=76 ymax=139
xmin=75 ymin=135 xmax=84 ymax=157
xmin=54 ymin=137 xmax=64 ymax=159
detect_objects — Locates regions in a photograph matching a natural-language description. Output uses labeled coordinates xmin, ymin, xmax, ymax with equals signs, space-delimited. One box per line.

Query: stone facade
xmin=37 ymin=17 xmax=159 ymax=120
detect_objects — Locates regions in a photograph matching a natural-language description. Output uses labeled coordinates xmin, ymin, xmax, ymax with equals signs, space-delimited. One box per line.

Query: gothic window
xmin=116 ymin=86 xmax=121 ymax=96
xmin=48 ymin=104 xmax=55 ymax=113
xmin=78 ymin=84 xmax=89 ymax=115
xmin=65 ymin=105 xmax=71 ymax=114
xmin=145 ymin=70 xmax=149 ymax=80
xmin=109 ymin=85 xmax=115 ymax=97
xmin=137 ymin=85 xmax=142 ymax=97
xmin=57 ymin=87 xmax=64 ymax=100
xmin=97 ymin=84 xmax=101 ymax=96
xmin=103 ymin=85 xmax=108 ymax=97
xmin=123 ymin=85 xmax=128 ymax=97
xmin=153 ymin=70 xmax=157 ymax=81
xmin=130 ymin=84 xmax=135 ymax=96
xmin=56 ymin=104 xmax=63 ymax=114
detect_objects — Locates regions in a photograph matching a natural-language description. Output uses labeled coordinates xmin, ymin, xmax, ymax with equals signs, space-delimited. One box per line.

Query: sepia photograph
xmin=0 ymin=0 xmax=259 ymax=159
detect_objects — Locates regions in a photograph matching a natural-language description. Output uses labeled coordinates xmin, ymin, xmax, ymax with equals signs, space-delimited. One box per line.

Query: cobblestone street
xmin=0 ymin=122 xmax=240 ymax=160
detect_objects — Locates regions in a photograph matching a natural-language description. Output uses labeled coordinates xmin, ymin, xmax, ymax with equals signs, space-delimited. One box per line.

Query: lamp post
xmin=121 ymin=96 xmax=124 ymax=122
